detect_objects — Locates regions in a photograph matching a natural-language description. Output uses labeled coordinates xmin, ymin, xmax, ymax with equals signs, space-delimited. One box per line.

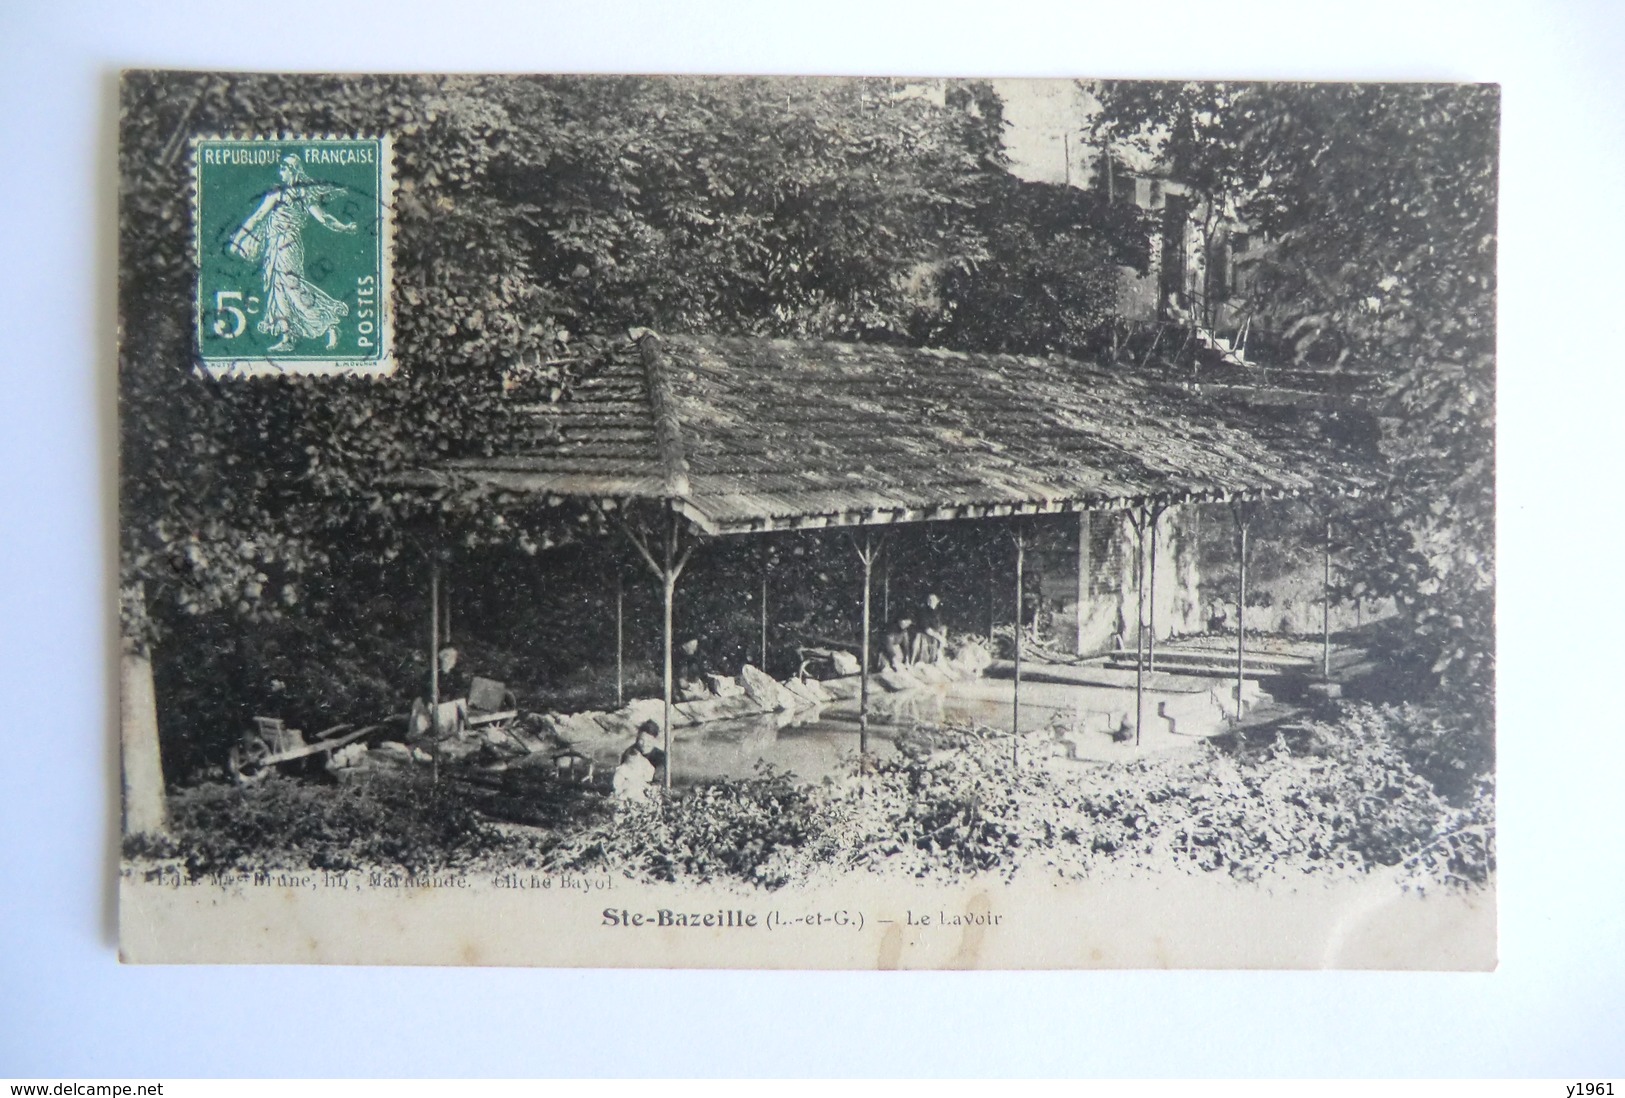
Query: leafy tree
xmin=1086 ymin=81 xmax=1497 ymax=710
xmin=915 ymin=174 xmax=1150 ymax=357
xmin=1241 ymin=84 xmax=1497 ymax=712
xmin=484 ymin=75 xmax=1004 ymax=342
xmin=1085 ymin=81 xmax=1261 ymax=327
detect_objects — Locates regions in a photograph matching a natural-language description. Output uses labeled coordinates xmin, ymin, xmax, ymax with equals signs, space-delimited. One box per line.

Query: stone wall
xmin=1035 ymin=501 xmax=1391 ymax=656
xmin=1040 ymin=507 xmax=1203 ymax=657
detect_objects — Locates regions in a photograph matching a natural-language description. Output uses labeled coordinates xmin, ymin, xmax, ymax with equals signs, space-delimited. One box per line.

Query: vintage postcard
xmin=118 ymin=72 xmax=1497 ymax=968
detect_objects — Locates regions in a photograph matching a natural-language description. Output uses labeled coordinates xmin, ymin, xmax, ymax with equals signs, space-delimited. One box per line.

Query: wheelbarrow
xmin=466 ymin=676 xmax=519 ymax=733
xmin=227 ymin=716 xmax=383 ymax=784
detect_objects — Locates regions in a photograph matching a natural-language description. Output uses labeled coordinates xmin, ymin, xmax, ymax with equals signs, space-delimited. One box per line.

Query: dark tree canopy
xmin=914 ymin=174 xmax=1149 ymax=356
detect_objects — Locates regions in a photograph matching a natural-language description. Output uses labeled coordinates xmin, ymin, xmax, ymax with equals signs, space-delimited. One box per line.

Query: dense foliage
xmin=125 ymin=770 xmax=520 ymax=876
xmin=570 ymin=706 xmax=1494 ymax=891
xmin=912 ymin=174 xmax=1148 ymax=357
xmin=131 ymin=703 xmax=1492 ymax=893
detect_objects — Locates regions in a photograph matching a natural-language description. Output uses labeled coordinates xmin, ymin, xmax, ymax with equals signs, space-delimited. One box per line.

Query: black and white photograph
xmin=114 ymin=72 xmax=1497 ymax=968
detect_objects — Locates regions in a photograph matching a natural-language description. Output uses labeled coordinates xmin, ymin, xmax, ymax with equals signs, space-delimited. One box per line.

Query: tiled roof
xmin=433 ymin=333 xmax=1380 ymax=534
xmin=437 ymin=348 xmax=669 ymax=500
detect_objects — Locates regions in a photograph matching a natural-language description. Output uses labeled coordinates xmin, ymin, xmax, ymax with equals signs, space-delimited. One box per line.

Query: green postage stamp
xmin=193 ymin=135 xmax=394 ymax=376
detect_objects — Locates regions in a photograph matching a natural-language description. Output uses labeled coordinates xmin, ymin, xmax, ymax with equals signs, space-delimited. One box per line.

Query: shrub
xmin=125 ymin=770 xmax=521 ymax=878
xmin=542 ymin=763 xmax=819 ymax=888
xmin=130 ymin=704 xmax=1492 ymax=893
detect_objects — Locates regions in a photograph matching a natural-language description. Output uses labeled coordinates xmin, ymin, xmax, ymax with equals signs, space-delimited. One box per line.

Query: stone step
xmin=985 ymin=659 xmax=1215 ymax=693
xmin=1108 ymin=645 xmax=1314 ymax=667
xmin=1103 ymin=651 xmax=1310 ymax=677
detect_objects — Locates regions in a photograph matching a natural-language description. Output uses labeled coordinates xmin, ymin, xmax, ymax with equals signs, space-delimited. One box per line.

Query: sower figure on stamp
xmin=228 ymin=154 xmax=357 ymax=351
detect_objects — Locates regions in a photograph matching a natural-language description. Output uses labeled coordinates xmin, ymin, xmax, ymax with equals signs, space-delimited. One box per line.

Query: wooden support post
xmin=429 ymin=555 xmax=441 ymax=785
xmin=1323 ymin=517 xmax=1333 ymax=681
xmin=660 ymin=526 xmax=677 ymax=791
xmin=1148 ymin=504 xmax=1166 ymax=674
xmin=615 ymin=569 xmax=625 ymax=708
xmin=760 ymin=551 xmax=770 ymax=671
xmin=1075 ymin=511 xmax=1090 ymax=657
xmin=856 ymin=534 xmax=876 ymax=758
xmin=442 ymin=572 xmax=452 ymax=646
xmin=1232 ymin=504 xmax=1253 ymax=725
xmin=1128 ymin=507 xmax=1149 ymax=747
xmin=882 ymin=565 xmax=890 ymax=626
xmin=1012 ymin=529 xmax=1025 ymax=763
xmin=619 ymin=508 xmax=695 ymax=793
xmin=429 ymin=559 xmax=440 ymax=710
xmin=660 ymin=569 xmax=675 ymax=787
xmin=1238 ymin=520 xmax=1247 ymax=723
xmin=987 ymin=548 xmax=997 ymax=639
